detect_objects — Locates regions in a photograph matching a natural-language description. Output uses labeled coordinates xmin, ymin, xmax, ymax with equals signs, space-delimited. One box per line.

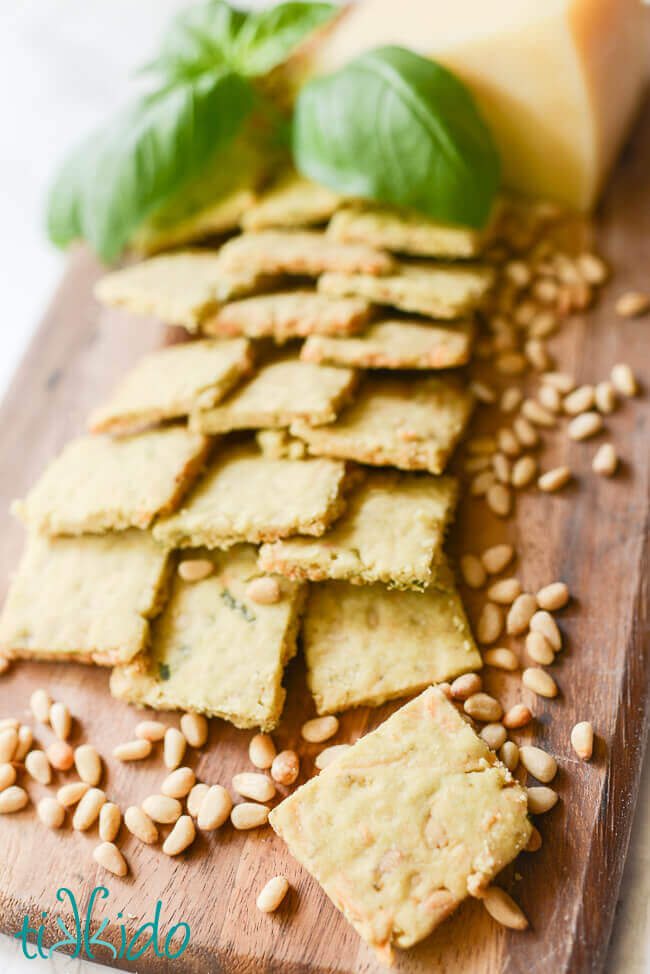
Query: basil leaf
xmin=293 ymin=46 xmax=500 ymax=228
xmin=232 ymin=2 xmax=337 ymax=77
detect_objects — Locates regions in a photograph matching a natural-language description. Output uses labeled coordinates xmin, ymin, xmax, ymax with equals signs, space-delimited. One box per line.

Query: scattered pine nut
xmin=469 ymin=380 xmax=496 ymax=404
xmin=74 ymin=745 xmax=103 ymax=786
xmin=142 ymin=795 xmax=183 ymax=825
xmin=125 ymin=806 xmax=158 ymax=845
xmin=543 ymin=371 xmax=575 ymax=394
xmin=231 ymin=802 xmax=269 ymax=830
xmin=25 ymin=750 xmax=51 ymax=785
xmin=232 ymin=773 xmax=275 ymax=803
xmin=527 ymin=786 xmax=559 ymax=814
xmin=50 ymin=702 xmax=72 ymax=741
xmin=178 ymin=558 xmax=213 ymax=582
xmin=497 ymin=427 xmax=521 ymax=457
xmin=526 ymin=826 xmax=543 ymax=852
xmin=486 ymin=482 xmax=512 ymax=517
xmin=577 ymin=253 xmax=608 ymax=285
xmin=249 ymin=734 xmax=276 ymax=770
xmin=533 ymin=278 xmax=558 ymax=304
xmin=162 ymin=767 xmax=195 ymax=799
xmin=480 ymin=723 xmax=507 ymax=750
xmin=477 ymin=603 xmax=503 ymax=644
xmin=571 ymin=721 xmax=594 ymax=760
xmin=460 ymin=554 xmax=486 ymax=589
xmin=257 ymin=876 xmax=290 ymax=914
xmin=301 ymin=715 xmax=338 ymax=744
xmin=536 ymin=582 xmax=569 ymax=611
xmin=46 ymin=740 xmax=74 ymax=772
xmin=538 ymin=466 xmax=572 ymax=492
xmin=187 ymin=783 xmax=210 ymax=818
xmin=197 ymin=785 xmax=232 ymax=830
xmin=519 ymin=745 xmax=557 ymax=783
xmin=481 ymin=544 xmax=514 ymax=575
xmin=482 ymin=887 xmax=528 ymax=930
xmin=568 ymin=411 xmax=603 ymax=440
xmin=73 ymin=789 xmax=106 ymax=831
xmin=438 ymin=682 xmax=452 ymax=700
xmin=492 ymin=453 xmax=512 ymax=485
xmin=99 ymin=803 xmax=121 ymax=842
xmin=483 ymin=648 xmax=519 ymax=671
xmin=271 ymin=750 xmax=300 ymax=786
xmin=511 ymin=455 xmax=538 ymax=488
xmin=0 ymin=657 xmax=9 ymax=676
xmin=0 ymin=718 xmax=18 ymax=731
xmin=315 ymin=744 xmax=351 ymax=770
xmin=246 ymin=577 xmax=281 ymax=605
xmin=593 ymin=443 xmax=618 ymax=476
xmin=495 ymin=352 xmax=527 ymax=376
xmin=14 ymin=726 xmax=33 ymax=762
xmin=467 ymin=435 xmax=497 ymax=455
xmin=164 ymin=728 xmax=186 ymax=770
xmin=615 ymin=290 xmax=649 ymax=318
xmin=163 ymin=815 xmax=196 ymax=856
xmin=503 ymin=704 xmax=533 ymax=730
xmin=0 ymin=786 xmax=29 ymax=814
xmin=512 ymin=415 xmax=539 ymax=448
xmin=487 ymin=578 xmax=522 ymax=605
xmin=610 ymin=363 xmax=637 ymax=397
xmin=524 ymin=338 xmax=550 ymax=371
xmin=506 ymin=594 xmax=538 ymax=636
xmin=471 ymin=470 xmax=495 ymax=497
xmin=0 ymin=728 xmax=18 ymax=764
xmin=499 ymin=741 xmax=519 ymax=771
xmin=530 ymin=611 xmax=562 ymax=651
xmin=594 ymin=381 xmax=616 ymax=415
xmin=37 ymin=797 xmax=65 ymax=829
xmin=93 ymin=842 xmax=128 ymax=877
xmin=30 ymin=689 xmax=52 ymax=724
xmin=464 ymin=454 xmax=491 ymax=474
xmin=58 ymin=782 xmax=90 ymax=807
xmin=180 ymin=713 xmax=208 ymax=749
xmin=528 ymin=309 xmax=558 ymax=339
xmin=113 ymin=739 xmax=152 ymax=762
xmin=135 ymin=720 xmax=167 ymax=742
xmin=538 ymin=383 xmax=561 ymax=413
xmin=521 ymin=399 xmax=556 ymax=428
xmin=505 ymin=260 xmax=531 ymax=288
xmin=563 ymin=385 xmax=595 ymax=415
xmin=522 ymin=667 xmax=558 ymax=699
xmin=0 ymin=762 xmax=16 ymax=791
xmin=500 ymin=387 xmax=523 ymax=413
xmin=464 ymin=693 xmax=503 ymax=723
xmin=450 ymin=673 xmax=482 ymax=701
xmin=525 ymin=631 xmax=555 ymax=665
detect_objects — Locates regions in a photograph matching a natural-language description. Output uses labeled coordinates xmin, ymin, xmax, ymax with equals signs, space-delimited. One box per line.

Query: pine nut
xmin=543 ymin=371 xmax=575 ymax=394
xmin=528 ymin=309 xmax=558 ymax=339
xmin=511 ymin=455 xmax=538 ymax=489
xmin=469 ymin=380 xmax=496 ymax=404
xmin=47 ymin=740 xmax=74 ymax=772
xmin=246 ymin=577 xmax=281 ymax=605
xmin=450 ymin=673 xmax=482 ymax=701
xmin=93 ymin=842 xmax=128 ymax=877
xmin=514 ymin=299 xmax=536 ymax=327
xmin=519 ymin=746 xmax=557 ymax=783
xmin=499 ymin=741 xmax=519 ymax=771
xmin=249 ymin=733 xmax=276 ymax=770
xmin=526 ymin=826 xmax=542 ymax=852
xmin=481 ymin=544 xmax=515 ymax=575
xmin=30 ymin=689 xmax=52 ymax=723
xmin=25 ymin=750 xmax=51 ymax=785
xmin=571 ymin=721 xmax=594 ymax=760
xmin=610 ymin=363 xmax=637 ymax=397
xmin=568 ymin=411 xmax=603 ymax=440
xmin=460 ymin=554 xmax=486 ymax=589
xmin=178 ymin=780 xmax=205 ymax=816
xmin=477 ymin=602 xmax=503 ymax=644
xmin=0 ymin=728 xmax=18 ymax=763
xmin=73 ymin=789 xmax=106 ymax=831
xmin=302 ymin=715 xmax=338 ymax=743
xmin=480 ymin=723 xmax=507 ymax=750
xmin=180 ymin=713 xmax=208 ymax=749
xmin=315 ymin=744 xmax=351 ymax=769
xmin=497 ymin=428 xmax=521 ymax=457
xmin=594 ymin=381 xmax=616 ymax=415
xmin=37 ymin=797 xmax=65 ymax=829
xmin=164 ymin=728 xmax=186 ymax=770
xmin=178 ymin=558 xmax=213 ymax=582
xmin=496 ymin=352 xmax=527 ymax=375
xmin=464 ymin=693 xmax=502 ymax=723
xmin=525 ymin=631 xmax=555 ymax=665
xmin=500 ymin=387 xmax=523 ymax=413
xmin=492 ymin=453 xmax=512 ymax=485
xmin=113 ymin=739 xmax=152 ymax=762
xmin=0 ymin=718 xmax=19 ymax=731
xmin=577 ymin=253 xmax=608 ymax=285
xmin=257 ymin=875 xmax=290 ymax=914
xmin=0 ymin=786 xmax=29 ymax=814
xmin=125 ymin=806 xmax=158 ymax=845
xmin=538 ymin=383 xmax=561 ymax=413
xmin=135 ymin=720 xmax=167 ymax=742
xmin=438 ymin=682 xmax=452 ymax=700
xmin=527 ymin=786 xmax=558 ymax=814
xmin=467 ymin=435 xmax=497 ymax=455
xmin=524 ymin=338 xmax=550 ymax=371
xmin=506 ymin=594 xmax=538 ymax=636
xmin=530 ymin=610 xmax=562 ymax=651
xmin=482 ymin=887 xmax=528 ymax=930
xmin=522 ymin=667 xmax=558 ymax=698
xmin=99 ymin=803 xmax=121 ymax=842
xmin=232 ymin=773 xmax=275 ymax=803
xmin=538 ymin=466 xmax=572 ymax=492
xmin=197 ymin=785 xmax=232 ymax=830
xmin=536 ymin=582 xmax=569 ymax=611
xmin=0 ymin=763 xmax=16 ymax=791
xmin=271 ymin=750 xmax=300 ymax=786
xmin=50 ymin=702 xmax=72 ymax=741
xmin=512 ymin=415 xmax=539 ymax=448
xmin=471 ymin=470 xmax=495 ymax=497
xmin=14 ymin=726 xmax=33 ymax=762
xmin=487 ymin=578 xmax=521 ymax=605
xmin=74 ymin=745 xmax=102 ymax=786
xmin=563 ymin=385 xmax=595 ymax=415
xmin=593 ymin=443 xmax=618 ymax=476
xmin=533 ymin=278 xmax=558 ymax=304
xmin=142 ymin=794 xmax=182 ymax=825
xmin=486 ymin=483 xmax=512 ymax=517
xmin=58 ymin=782 xmax=90 ymax=807
xmin=615 ymin=290 xmax=649 ymax=317
xmin=163 ymin=815 xmax=196 ymax=856
xmin=162 ymin=767 xmax=195 ymax=799
xmin=521 ymin=399 xmax=556 ymax=427
xmin=231 ymin=802 xmax=269 ymax=830
xmin=483 ymin=648 xmax=518 ymax=671
xmin=0 ymin=657 xmax=9 ymax=676
xmin=464 ymin=454 xmax=491 ymax=473
xmin=505 ymin=260 xmax=531 ymax=287
xmin=503 ymin=704 xmax=533 ymax=729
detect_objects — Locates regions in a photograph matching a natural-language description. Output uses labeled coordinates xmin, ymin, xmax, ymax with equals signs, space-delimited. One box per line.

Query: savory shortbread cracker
xmin=94 ymin=251 xmax=265 ymax=331
xmin=0 ymin=530 xmax=171 ymax=665
xmin=318 ymin=260 xmax=494 ymax=318
xmin=259 ymin=470 xmax=457 ymax=590
xmin=218 ymin=230 xmax=395 ymax=278
xmin=110 ymin=546 xmax=307 ymax=731
xmin=191 ymin=358 xmax=358 ymax=433
xmin=304 ymin=580 xmax=480 ymax=713
xmin=153 ymin=444 xmax=350 ymax=550
xmin=88 ymin=338 xmax=253 ymax=434
xmin=241 ymin=174 xmax=343 ymax=231
xmin=270 ymin=686 xmax=531 ymax=964
xmin=132 ymin=189 xmax=256 ymax=255
xmin=290 ymin=376 xmax=474 ymax=474
xmin=301 ymin=318 xmax=473 ymax=369
xmin=202 ymin=290 xmax=372 ymax=342
xmin=13 ymin=428 xmax=212 ymax=535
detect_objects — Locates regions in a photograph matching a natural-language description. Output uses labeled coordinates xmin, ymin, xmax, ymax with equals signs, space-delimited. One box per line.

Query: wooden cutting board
xmin=0 ymin=98 xmax=648 ymax=974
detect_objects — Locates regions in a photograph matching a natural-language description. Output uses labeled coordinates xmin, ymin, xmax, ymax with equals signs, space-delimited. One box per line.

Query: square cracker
xmin=304 ymin=579 xmax=480 ymax=713
xmin=88 ymin=338 xmax=253 ymax=434
xmin=153 ymin=444 xmax=351 ymax=550
xmin=94 ymin=251 xmax=265 ymax=331
xmin=290 ymin=375 xmax=474 ymax=475
xmin=218 ymin=230 xmax=395 ymax=278
xmin=110 ymin=545 xmax=307 ymax=731
xmin=270 ymin=686 xmax=531 ymax=963
xmin=241 ymin=174 xmax=343 ymax=231
xmin=0 ymin=530 xmax=171 ymax=666
xmin=190 ymin=358 xmax=358 ymax=433
xmin=202 ymin=290 xmax=372 ymax=342
xmin=13 ymin=428 xmax=212 ymax=535
xmin=318 ymin=260 xmax=494 ymax=318
xmin=259 ymin=469 xmax=457 ymax=590
xmin=300 ymin=318 xmax=474 ymax=370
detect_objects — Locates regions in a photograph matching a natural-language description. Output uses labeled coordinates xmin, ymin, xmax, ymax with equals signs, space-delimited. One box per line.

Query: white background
xmin=0 ymin=2 xmax=648 ymax=972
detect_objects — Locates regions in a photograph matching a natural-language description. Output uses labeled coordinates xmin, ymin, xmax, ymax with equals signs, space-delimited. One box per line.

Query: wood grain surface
xmin=0 ymin=98 xmax=648 ymax=974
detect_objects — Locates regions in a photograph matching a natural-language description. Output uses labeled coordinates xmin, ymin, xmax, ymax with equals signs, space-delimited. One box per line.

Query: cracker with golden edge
xmin=301 ymin=318 xmax=474 ymax=370
xmin=318 ymin=260 xmax=494 ymax=319
xmin=241 ymin=173 xmax=343 ymax=231
xmin=218 ymin=230 xmax=396 ymax=278
xmin=304 ymin=580 xmax=480 ymax=714
xmin=190 ymin=358 xmax=358 ymax=433
xmin=88 ymin=338 xmax=253 ymax=434
xmin=291 ymin=375 xmax=474 ymax=475
xmin=94 ymin=251 xmax=265 ymax=331
xmin=153 ymin=444 xmax=351 ymax=550
xmin=259 ymin=469 xmax=457 ymax=590
xmin=110 ymin=545 xmax=307 ymax=731
xmin=270 ymin=686 xmax=531 ymax=964
xmin=0 ymin=531 xmax=171 ymax=666
xmin=202 ymin=290 xmax=372 ymax=342
xmin=13 ymin=428 xmax=212 ymax=535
